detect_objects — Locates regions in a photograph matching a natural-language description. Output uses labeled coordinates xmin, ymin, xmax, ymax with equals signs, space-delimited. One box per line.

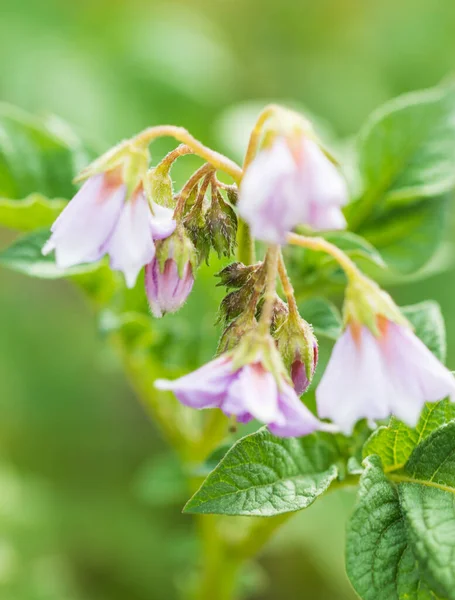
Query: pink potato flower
xmin=145 ymin=257 xmax=194 ymax=318
xmin=43 ymin=171 xmax=176 ymax=288
xmin=238 ymin=136 xmax=347 ymax=244
xmin=156 ymin=356 xmax=335 ymax=438
xmin=316 ymin=320 xmax=455 ymax=435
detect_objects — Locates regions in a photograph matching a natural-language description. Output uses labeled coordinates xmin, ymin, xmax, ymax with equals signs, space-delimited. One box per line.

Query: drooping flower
xmin=145 ymin=257 xmax=194 ymax=318
xmin=238 ymin=136 xmax=347 ymax=244
xmin=317 ymin=274 xmax=455 ymax=434
xmin=155 ymin=333 xmax=334 ymax=437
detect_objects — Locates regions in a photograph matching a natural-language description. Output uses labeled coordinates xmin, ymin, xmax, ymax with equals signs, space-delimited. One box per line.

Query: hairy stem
xmin=133 ymin=125 xmax=242 ymax=183
xmin=258 ymin=245 xmax=280 ymax=335
xmin=277 ymin=250 xmax=299 ymax=318
xmin=287 ymin=232 xmax=360 ymax=281
xmin=174 ymin=163 xmax=215 ymax=219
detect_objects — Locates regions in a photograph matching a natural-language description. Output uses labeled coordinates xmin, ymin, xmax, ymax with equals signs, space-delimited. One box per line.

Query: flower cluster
xmin=44 ymin=105 xmax=455 ymax=440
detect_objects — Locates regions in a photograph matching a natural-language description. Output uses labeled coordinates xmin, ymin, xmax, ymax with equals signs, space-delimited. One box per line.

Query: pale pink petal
xmin=225 ymin=363 xmax=280 ymax=423
xmin=43 ymin=174 xmax=126 ymax=268
xmin=381 ymin=323 xmax=455 ymax=426
xmin=317 ymin=326 xmax=390 ymax=434
xmin=155 ymin=357 xmax=237 ymax=409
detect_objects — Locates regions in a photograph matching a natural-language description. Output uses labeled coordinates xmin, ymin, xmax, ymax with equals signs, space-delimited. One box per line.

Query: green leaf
xmin=347 ymin=84 xmax=455 ymax=230
xmin=299 ymin=297 xmax=342 ymax=340
xmin=0 ymin=229 xmax=102 ymax=278
xmin=358 ymin=196 xmax=448 ymax=275
xmin=184 ymin=428 xmax=341 ymax=516
xmin=362 ymin=400 xmax=455 ymax=472
xmin=395 ymin=422 xmax=455 ymax=599
xmin=346 ymin=456 xmax=441 ymax=600
xmin=402 ymin=301 xmax=446 ymax=363
xmin=0 ymin=103 xmax=93 ymax=231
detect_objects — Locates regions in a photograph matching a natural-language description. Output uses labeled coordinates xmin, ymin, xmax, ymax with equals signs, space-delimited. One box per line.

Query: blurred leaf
xmin=133 ymin=454 xmax=187 ymax=507
xmin=0 ymin=103 xmax=92 ymax=231
xmin=184 ymin=428 xmax=341 ymax=516
xmin=359 ymin=196 xmax=448 ymax=275
xmin=347 ymin=84 xmax=455 ymax=229
xmin=346 ymin=456 xmax=437 ymax=600
xmin=299 ymin=297 xmax=342 ymax=340
xmin=401 ymin=301 xmax=446 ymax=362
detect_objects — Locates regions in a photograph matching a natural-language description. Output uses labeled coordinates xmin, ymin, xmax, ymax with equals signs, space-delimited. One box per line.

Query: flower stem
xmin=277 ymin=250 xmax=299 ymax=318
xmin=287 ymin=232 xmax=360 ymax=281
xmin=258 ymin=245 xmax=280 ymax=335
xmin=242 ymin=104 xmax=281 ymax=170
xmin=156 ymin=144 xmax=194 ymax=170
xmin=132 ymin=125 xmax=242 ymax=184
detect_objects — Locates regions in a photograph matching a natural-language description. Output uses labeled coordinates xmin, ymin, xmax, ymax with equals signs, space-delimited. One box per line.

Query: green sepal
xmin=155 ymin=225 xmax=197 ymax=278
xmin=145 ymin=162 xmax=174 ymax=209
xmin=206 ymin=192 xmax=238 ymax=259
xmin=217 ymin=312 xmax=257 ymax=355
xmin=183 ymin=201 xmax=211 ymax=264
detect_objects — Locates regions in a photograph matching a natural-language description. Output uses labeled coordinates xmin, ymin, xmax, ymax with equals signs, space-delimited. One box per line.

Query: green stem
xmin=236 ymin=220 xmax=255 ymax=265
xmin=258 ymin=245 xmax=279 ymax=335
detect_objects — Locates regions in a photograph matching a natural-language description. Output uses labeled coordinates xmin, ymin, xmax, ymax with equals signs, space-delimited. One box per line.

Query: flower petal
xmin=269 ymin=381 xmax=325 ymax=437
xmin=150 ymin=202 xmax=177 ymax=240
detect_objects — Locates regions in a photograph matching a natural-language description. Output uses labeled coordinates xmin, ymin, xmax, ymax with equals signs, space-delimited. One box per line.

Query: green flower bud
xmin=217 ymin=312 xmax=257 ymax=355
xmin=206 ymin=191 xmax=238 ymax=259
xmin=216 ymin=262 xmax=261 ymax=289
xmin=183 ymin=201 xmax=211 ymax=264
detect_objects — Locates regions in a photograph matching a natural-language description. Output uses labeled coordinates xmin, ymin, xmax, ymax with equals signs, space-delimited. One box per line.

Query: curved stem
xmin=277 ymin=250 xmax=299 ymax=318
xmin=242 ymin=104 xmax=281 ymax=170
xmin=132 ymin=125 xmax=242 ymax=184
xmin=287 ymin=232 xmax=360 ymax=281
xmin=156 ymin=144 xmax=194 ymax=170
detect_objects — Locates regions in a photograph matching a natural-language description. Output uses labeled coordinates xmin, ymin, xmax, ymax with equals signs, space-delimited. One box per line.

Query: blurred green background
xmin=1 ymin=0 xmax=455 ymax=598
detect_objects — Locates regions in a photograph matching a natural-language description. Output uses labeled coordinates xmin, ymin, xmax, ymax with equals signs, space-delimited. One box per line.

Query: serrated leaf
xmin=346 ymin=456 xmax=442 ymax=600
xmin=184 ymin=428 xmax=341 ymax=516
xmin=393 ymin=422 xmax=455 ymax=599
xmin=0 ymin=103 xmax=93 ymax=231
xmin=299 ymin=297 xmax=342 ymax=340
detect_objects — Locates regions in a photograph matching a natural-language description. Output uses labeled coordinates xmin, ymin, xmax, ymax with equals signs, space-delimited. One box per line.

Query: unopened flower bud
xmin=145 ymin=256 xmax=194 ymax=318
xmin=206 ymin=191 xmax=238 ymax=258
xmin=256 ymin=295 xmax=289 ymax=333
xmin=275 ymin=314 xmax=318 ymax=395
xmin=216 ymin=262 xmax=261 ymax=289
xmin=183 ymin=200 xmax=211 ymax=264
xmin=155 ymin=225 xmax=197 ymax=278
xmin=217 ymin=312 xmax=256 ymax=355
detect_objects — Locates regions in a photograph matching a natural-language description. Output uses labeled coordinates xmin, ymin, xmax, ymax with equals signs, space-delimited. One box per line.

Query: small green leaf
xmin=184 ymin=428 xmax=341 ymax=516
xmin=346 ymin=456 xmax=440 ymax=600
xmin=299 ymin=297 xmax=342 ymax=340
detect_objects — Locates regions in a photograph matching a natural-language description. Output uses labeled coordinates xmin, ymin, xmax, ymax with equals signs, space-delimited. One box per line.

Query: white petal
xmin=44 ymin=175 xmax=126 ymax=268
xmin=225 ymin=363 xmax=280 ymax=423
xmin=301 ymin=139 xmax=348 ymax=207
xmin=106 ymin=192 xmax=156 ymax=288
xmin=317 ymin=326 xmax=389 ymax=434
xmin=150 ymin=202 xmax=176 ymax=240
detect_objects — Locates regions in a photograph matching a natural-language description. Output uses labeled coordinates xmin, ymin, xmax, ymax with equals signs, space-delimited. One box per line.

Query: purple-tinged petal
xmin=43 ymin=174 xmax=126 ymax=268
xmin=105 ymin=191 xmax=156 ymax=288
xmin=145 ymin=258 xmax=194 ymax=318
xmin=155 ymin=356 xmax=237 ymax=409
xmin=269 ymin=381 xmax=329 ymax=437
xmin=316 ymin=326 xmax=390 ymax=435
xmin=291 ymin=359 xmax=311 ymax=395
